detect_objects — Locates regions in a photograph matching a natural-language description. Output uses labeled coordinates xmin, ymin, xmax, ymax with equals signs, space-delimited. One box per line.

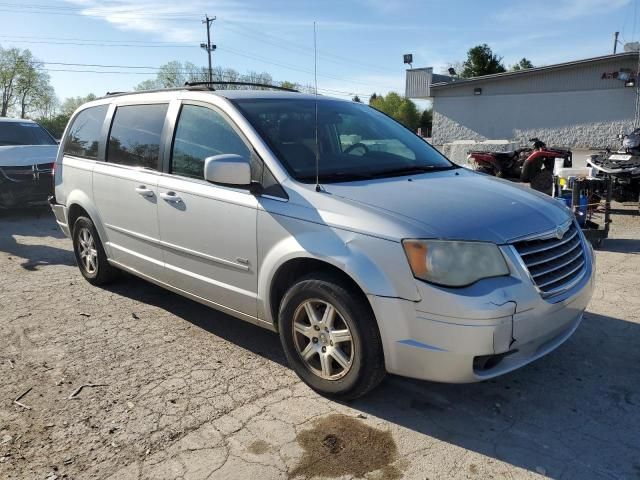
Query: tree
xmin=369 ymin=92 xmax=421 ymax=131
xmin=511 ymin=57 xmax=534 ymax=71
xmin=419 ymin=108 xmax=432 ymax=136
xmin=60 ymin=94 xmax=97 ymax=116
xmin=1 ymin=46 xmax=56 ymax=118
xmin=280 ymin=80 xmax=299 ymax=91
xmin=37 ymin=93 xmax=97 ymax=138
xmin=460 ymin=44 xmax=506 ymax=78
xmin=369 ymin=92 xmax=378 ymax=103
xmin=352 ymin=95 xmax=361 ymax=103
xmin=135 ymin=61 xmax=206 ymax=90
xmin=135 ymin=61 xmax=277 ymax=91
xmin=0 ymin=46 xmax=25 ymax=116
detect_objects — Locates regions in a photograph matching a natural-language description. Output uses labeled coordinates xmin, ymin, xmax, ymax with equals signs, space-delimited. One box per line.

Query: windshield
xmin=0 ymin=122 xmax=57 ymax=147
xmin=232 ymin=98 xmax=455 ymax=183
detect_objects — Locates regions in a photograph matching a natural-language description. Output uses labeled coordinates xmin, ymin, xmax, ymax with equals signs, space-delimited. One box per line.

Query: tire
xmin=278 ymin=272 xmax=385 ymax=399
xmin=476 ymin=166 xmax=495 ymax=176
xmin=72 ymin=216 xmax=119 ymax=285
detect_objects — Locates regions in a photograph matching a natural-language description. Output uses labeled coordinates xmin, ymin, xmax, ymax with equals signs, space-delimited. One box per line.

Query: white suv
xmin=50 ymin=86 xmax=594 ymax=398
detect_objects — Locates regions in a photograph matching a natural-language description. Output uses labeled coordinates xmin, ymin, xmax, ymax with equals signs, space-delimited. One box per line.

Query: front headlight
xmin=402 ymin=239 xmax=509 ymax=287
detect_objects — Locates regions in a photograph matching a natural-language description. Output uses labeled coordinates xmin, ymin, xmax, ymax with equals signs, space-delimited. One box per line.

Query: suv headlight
xmin=402 ymin=239 xmax=509 ymax=287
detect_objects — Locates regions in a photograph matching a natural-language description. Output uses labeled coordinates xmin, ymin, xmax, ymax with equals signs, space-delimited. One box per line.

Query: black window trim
xmin=104 ymin=101 xmax=170 ymax=171
xmin=164 ymin=99 xmax=287 ymax=199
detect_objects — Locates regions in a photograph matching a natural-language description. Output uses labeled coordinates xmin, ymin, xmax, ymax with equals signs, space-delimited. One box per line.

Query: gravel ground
xmin=0 ymin=206 xmax=639 ymax=480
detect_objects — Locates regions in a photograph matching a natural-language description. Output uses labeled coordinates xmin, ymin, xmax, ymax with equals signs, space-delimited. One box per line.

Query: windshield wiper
xmin=369 ymin=165 xmax=458 ymax=178
xmin=298 ymin=172 xmax=375 ymax=183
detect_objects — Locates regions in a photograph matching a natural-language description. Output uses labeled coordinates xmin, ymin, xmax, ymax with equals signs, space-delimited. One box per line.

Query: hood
xmin=321 ymin=168 xmax=571 ymax=244
xmin=0 ymin=145 xmax=58 ymax=167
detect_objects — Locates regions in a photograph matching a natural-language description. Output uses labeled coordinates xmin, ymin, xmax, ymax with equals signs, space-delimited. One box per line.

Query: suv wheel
xmin=72 ymin=216 xmax=118 ymax=285
xmin=278 ymin=273 xmax=385 ymax=399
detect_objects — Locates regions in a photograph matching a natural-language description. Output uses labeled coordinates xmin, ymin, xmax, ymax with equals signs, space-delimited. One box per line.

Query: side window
xmin=63 ymin=105 xmax=108 ymax=159
xmin=171 ymin=104 xmax=251 ymax=179
xmin=107 ymin=104 xmax=168 ymax=170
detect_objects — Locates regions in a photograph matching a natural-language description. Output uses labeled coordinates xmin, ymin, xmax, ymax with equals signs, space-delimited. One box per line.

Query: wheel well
xmin=67 ymin=204 xmax=89 ymax=234
xmin=269 ymin=258 xmax=371 ymax=331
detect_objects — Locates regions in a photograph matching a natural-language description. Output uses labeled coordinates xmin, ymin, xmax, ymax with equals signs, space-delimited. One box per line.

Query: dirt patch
xmin=290 ymin=414 xmax=401 ymax=479
xmin=247 ymin=440 xmax=271 ymax=454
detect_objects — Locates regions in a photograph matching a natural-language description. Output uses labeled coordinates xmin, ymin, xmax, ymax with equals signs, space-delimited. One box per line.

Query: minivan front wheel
xmin=72 ymin=216 xmax=118 ymax=285
xmin=278 ymin=273 xmax=385 ymax=399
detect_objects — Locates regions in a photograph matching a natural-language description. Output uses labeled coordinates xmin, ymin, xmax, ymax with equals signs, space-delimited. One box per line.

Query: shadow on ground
xmin=0 ymin=207 xmax=74 ymax=270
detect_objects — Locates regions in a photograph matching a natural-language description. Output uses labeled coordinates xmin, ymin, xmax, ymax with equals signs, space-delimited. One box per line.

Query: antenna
xmin=314 ymin=21 xmax=321 ymax=192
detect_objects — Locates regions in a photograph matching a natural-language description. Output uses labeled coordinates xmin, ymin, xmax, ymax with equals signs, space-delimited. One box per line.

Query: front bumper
xmin=371 ymin=238 xmax=595 ymax=383
xmin=0 ymin=165 xmax=53 ymax=208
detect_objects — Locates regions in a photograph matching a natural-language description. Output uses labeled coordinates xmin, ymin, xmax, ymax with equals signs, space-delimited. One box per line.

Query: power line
xmin=0 ymin=38 xmax=195 ymax=48
xmin=0 ymin=34 xmax=192 ymax=45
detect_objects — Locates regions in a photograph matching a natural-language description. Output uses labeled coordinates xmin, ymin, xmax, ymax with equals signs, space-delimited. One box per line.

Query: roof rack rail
xmin=183 ymin=81 xmax=299 ymax=92
xmin=102 ymin=85 xmax=214 ymax=98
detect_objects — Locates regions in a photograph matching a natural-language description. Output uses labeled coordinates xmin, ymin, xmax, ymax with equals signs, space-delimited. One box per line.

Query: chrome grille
xmin=512 ymin=222 xmax=586 ymax=296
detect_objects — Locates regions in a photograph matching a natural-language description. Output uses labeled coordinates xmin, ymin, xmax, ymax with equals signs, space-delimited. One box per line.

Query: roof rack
xmin=183 ymin=81 xmax=299 ymax=92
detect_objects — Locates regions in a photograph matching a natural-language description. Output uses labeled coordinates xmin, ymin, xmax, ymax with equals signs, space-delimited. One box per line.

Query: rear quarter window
xmin=63 ymin=105 xmax=108 ymax=159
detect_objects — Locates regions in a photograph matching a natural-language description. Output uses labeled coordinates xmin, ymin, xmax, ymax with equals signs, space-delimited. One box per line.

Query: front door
xmin=93 ymin=103 xmax=169 ymax=280
xmin=157 ymin=102 xmax=258 ymax=317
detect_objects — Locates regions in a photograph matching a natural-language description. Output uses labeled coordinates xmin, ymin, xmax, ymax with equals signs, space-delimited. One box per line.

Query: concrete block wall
xmin=432 ymin=88 xmax=635 ymax=149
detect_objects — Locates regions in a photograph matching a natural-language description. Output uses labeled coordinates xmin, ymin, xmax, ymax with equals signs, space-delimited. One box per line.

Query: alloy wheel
xmin=77 ymin=227 xmax=98 ymax=274
xmin=292 ymin=299 xmax=354 ymax=380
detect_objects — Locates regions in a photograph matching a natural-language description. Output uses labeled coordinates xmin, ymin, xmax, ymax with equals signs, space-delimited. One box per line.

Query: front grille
xmin=512 ymin=222 xmax=586 ymax=296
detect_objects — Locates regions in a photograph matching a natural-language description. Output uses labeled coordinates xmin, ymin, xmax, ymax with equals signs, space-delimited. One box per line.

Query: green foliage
xmin=36 ymin=93 xmax=97 ymax=138
xmin=369 ymin=92 xmax=421 ymax=131
xmin=419 ymin=108 xmax=432 ymax=135
xmin=280 ymin=80 xmax=298 ymax=91
xmin=460 ymin=44 xmax=506 ymax=78
xmin=511 ymin=58 xmax=535 ymax=71
xmin=0 ymin=45 xmax=56 ymax=118
xmin=352 ymin=95 xmax=361 ymax=103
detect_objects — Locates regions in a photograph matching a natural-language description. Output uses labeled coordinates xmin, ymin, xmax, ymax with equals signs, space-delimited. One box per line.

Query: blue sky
xmin=0 ymin=0 xmax=637 ymax=105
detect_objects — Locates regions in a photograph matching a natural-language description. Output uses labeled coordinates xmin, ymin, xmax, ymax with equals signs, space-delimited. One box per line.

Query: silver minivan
xmin=50 ymin=87 xmax=594 ymax=398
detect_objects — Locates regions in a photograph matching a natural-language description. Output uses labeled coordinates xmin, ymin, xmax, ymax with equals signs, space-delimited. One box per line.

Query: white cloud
xmin=496 ymin=0 xmax=631 ymax=22
xmin=64 ymin=0 xmax=421 ymax=43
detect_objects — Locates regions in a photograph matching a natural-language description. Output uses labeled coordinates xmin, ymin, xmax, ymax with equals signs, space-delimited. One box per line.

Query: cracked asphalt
xmin=0 ymin=206 xmax=639 ymax=480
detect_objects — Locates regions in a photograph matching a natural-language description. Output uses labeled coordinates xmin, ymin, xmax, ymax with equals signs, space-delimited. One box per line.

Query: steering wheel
xmin=344 ymin=142 xmax=370 ymax=155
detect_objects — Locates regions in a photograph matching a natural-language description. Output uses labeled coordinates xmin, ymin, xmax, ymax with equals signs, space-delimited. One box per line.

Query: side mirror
xmin=204 ymin=154 xmax=251 ymax=186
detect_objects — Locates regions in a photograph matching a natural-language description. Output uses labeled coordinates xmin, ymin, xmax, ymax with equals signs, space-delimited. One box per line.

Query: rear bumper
xmin=48 ymin=196 xmax=70 ymax=237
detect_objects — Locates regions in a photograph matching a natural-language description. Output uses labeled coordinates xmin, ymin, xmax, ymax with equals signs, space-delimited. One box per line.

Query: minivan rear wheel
xmin=72 ymin=216 xmax=118 ymax=285
xmin=278 ymin=273 xmax=385 ymax=399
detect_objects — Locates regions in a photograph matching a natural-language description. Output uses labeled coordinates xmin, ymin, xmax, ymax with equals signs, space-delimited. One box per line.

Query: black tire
xmin=476 ymin=166 xmax=495 ymax=176
xmin=278 ymin=272 xmax=385 ymax=399
xmin=72 ymin=216 xmax=119 ymax=285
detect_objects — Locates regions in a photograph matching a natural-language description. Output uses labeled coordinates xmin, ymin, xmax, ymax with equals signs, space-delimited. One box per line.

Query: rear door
xmin=157 ymin=101 xmax=259 ymax=317
xmin=92 ymin=102 xmax=169 ymax=281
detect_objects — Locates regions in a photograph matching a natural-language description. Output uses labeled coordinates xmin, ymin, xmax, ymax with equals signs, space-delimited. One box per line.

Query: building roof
xmin=431 ymin=51 xmax=638 ymax=90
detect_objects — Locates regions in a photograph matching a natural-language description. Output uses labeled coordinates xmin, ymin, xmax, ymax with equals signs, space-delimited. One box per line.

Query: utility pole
xmin=200 ymin=15 xmax=216 ymax=82
xmin=614 ymin=31 xmax=620 ymax=54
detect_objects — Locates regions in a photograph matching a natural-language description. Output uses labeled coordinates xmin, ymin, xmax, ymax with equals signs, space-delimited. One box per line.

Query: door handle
xmin=135 ymin=186 xmax=154 ymax=197
xmin=160 ymin=191 xmax=182 ymax=203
